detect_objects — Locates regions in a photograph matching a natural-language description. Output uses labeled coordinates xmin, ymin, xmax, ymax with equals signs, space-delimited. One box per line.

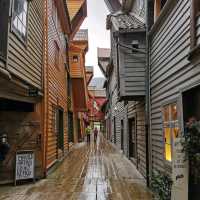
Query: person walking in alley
xmin=86 ymin=126 xmax=91 ymax=144
xmin=94 ymin=127 xmax=98 ymax=143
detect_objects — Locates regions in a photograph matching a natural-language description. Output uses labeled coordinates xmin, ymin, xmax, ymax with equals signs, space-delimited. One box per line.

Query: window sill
xmin=188 ymin=44 xmax=200 ymax=61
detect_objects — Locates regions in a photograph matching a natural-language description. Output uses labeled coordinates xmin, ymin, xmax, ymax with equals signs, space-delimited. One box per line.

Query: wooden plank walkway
xmin=0 ymin=134 xmax=152 ymax=200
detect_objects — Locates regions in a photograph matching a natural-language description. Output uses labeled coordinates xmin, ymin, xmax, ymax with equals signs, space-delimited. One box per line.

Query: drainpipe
xmin=145 ymin=0 xmax=152 ymax=187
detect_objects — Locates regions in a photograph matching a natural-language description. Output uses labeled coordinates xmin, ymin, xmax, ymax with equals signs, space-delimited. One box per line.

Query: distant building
xmin=104 ymin=0 xmax=148 ymax=180
xmin=87 ymin=75 xmax=107 ymax=132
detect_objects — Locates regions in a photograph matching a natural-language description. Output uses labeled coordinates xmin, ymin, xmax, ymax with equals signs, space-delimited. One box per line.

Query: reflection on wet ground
xmin=0 ymin=134 xmax=152 ymax=200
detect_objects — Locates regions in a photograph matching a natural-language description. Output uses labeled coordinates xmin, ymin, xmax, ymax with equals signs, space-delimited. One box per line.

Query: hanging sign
xmin=15 ymin=151 xmax=35 ymax=185
xmin=171 ymin=138 xmax=188 ymax=200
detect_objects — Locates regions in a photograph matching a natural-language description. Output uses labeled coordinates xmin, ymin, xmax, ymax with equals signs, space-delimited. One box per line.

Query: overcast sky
xmin=81 ymin=0 xmax=110 ymax=78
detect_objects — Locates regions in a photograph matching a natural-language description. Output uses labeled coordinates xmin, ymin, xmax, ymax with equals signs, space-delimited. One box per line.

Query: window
xmin=72 ymin=55 xmax=79 ymax=63
xmin=52 ymin=0 xmax=58 ymax=29
xmin=54 ymin=42 xmax=60 ymax=69
xmin=190 ymin=0 xmax=200 ymax=49
xmin=12 ymin=0 xmax=28 ymax=40
xmin=163 ymin=103 xmax=179 ymax=162
xmin=139 ymin=0 xmax=144 ymax=10
xmin=0 ymin=0 xmax=10 ymax=58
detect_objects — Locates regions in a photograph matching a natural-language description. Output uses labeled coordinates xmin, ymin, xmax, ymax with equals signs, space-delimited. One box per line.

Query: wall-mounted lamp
xmin=131 ymin=40 xmax=139 ymax=53
xmin=1 ymin=134 xmax=7 ymax=143
xmin=114 ymin=106 xmax=118 ymax=112
xmin=0 ymin=133 xmax=10 ymax=161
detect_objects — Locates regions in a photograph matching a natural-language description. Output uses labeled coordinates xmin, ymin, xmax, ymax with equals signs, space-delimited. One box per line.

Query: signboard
xmin=15 ymin=151 xmax=35 ymax=185
xmin=171 ymin=138 xmax=188 ymax=200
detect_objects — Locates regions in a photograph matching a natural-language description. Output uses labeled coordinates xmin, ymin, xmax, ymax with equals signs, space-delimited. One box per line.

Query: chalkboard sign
xmin=15 ymin=151 xmax=35 ymax=185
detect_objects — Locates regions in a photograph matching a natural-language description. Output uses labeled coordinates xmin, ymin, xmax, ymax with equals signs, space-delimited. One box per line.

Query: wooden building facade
xmin=43 ymin=0 xmax=71 ymax=172
xmin=147 ymin=0 xmax=200 ymax=199
xmin=0 ymin=0 xmax=44 ymax=183
xmin=66 ymin=0 xmax=87 ymax=145
xmin=69 ymin=29 xmax=89 ymax=143
xmin=104 ymin=0 xmax=148 ymax=178
xmin=0 ymin=0 xmax=88 ymax=184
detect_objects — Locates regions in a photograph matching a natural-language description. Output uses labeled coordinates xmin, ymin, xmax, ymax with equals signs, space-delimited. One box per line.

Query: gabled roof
xmin=67 ymin=0 xmax=85 ymax=20
xmin=104 ymin=0 xmax=121 ymax=13
xmin=107 ymin=12 xmax=145 ymax=32
xmin=98 ymin=48 xmax=110 ymax=58
xmin=89 ymin=77 xmax=106 ymax=89
xmin=97 ymin=48 xmax=110 ymax=77
xmin=85 ymin=66 xmax=93 ymax=73
xmin=85 ymin=66 xmax=94 ymax=85
xmin=71 ymin=29 xmax=89 ymax=53
xmin=74 ymin=29 xmax=88 ymax=41
xmin=66 ymin=0 xmax=87 ymax=39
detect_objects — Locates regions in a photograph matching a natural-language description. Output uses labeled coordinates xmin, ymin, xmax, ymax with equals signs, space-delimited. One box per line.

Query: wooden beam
xmin=154 ymin=0 xmax=161 ymax=22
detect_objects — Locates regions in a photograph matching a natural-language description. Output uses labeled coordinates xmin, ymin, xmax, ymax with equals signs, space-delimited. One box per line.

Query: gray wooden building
xmin=147 ymin=0 xmax=200 ymax=199
xmin=104 ymin=0 xmax=148 ymax=178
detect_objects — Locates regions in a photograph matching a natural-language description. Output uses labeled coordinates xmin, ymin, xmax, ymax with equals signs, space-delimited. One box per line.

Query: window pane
xmin=24 ymin=1 xmax=27 ymax=12
xmin=164 ymin=128 xmax=172 ymax=162
xmin=165 ymin=143 xmax=172 ymax=162
xmin=13 ymin=0 xmax=28 ymax=39
xmin=172 ymin=127 xmax=180 ymax=139
xmin=163 ymin=106 xmax=170 ymax=122
xmin=171 ymin=104 xmax=177 ymax=121
xmin=22 ymin=12 xmax=26 ymax=24
xmin=164 ymin=128 xmax=171 ymax=144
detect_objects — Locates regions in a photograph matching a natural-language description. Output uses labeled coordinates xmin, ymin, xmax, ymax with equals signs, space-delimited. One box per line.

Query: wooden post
xmin=154 ymin=0 xmax=161 ymax=22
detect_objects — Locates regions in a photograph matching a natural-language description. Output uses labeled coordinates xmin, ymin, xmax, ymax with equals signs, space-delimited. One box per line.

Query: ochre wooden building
xmin=43 ymin=0 xmax=71 ymax=173
xmin=69 ymin=29 xmax=89 ymax=142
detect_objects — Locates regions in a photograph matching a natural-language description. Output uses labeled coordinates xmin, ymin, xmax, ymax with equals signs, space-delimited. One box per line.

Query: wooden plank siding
xmin=107 ymin=29 xmax=129 ymax=156
xmin=45 ymin=0 xmax=68 ymax=169
xmin=127 ymin=100 xmax=146 ymax=177
xmin=149 ymin=0 xmax=200 ymax=173
xmin=196 ymin=15 xmax=200 ymax=45
xmin=7 ymin=0 xmax=43 ymax=90
xmin=119 ymin=32 xmax=146 ymax=99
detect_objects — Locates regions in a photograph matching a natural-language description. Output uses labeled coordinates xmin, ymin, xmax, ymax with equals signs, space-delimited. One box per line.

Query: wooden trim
xmin=10 ymin=0 xmax=30 ymax=47
xmin=149 ymin=0 xmax=178 ymax=36
xmin=161 ymin=99 xmax=179 ymax=171
xmin=190 ymin=0 xmax=197 ymax=49
xmin=154 ymin=0 xmax=161 ymax=22
xmin=188 ymin=44 xmax=200 ymax=61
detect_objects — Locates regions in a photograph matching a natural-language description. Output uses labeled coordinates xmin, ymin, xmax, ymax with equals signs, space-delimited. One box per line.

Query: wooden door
xmin=57 ymin=109 xmax=64 ymax=151
xmin=121 ymin=120 xmax=124 ymax=151
xmin=68 ymin=112 xmax=74 ymax=143
xmin=114 ymin=117 xmax=116 ymax=144
xmin=129 ymin=118 xmax=137 ymax=165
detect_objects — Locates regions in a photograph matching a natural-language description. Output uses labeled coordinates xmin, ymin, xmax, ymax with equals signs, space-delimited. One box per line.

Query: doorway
xmin=57 ymin=109 xmax=64 ymax=152
xmin=129 ymin=117 xmax=137 ymax=166
xmin=114 ymin=117 xmax=116 ymax=144
xmin=121 ymin=120 xmax=124 ymax=151
xmin=182 ymin=85 xmax=200 ymax=200
xmin=68 ymin=112 xmax=74 ymax=143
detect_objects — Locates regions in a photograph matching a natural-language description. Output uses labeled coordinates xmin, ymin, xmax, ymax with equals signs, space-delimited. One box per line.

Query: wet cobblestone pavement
xmin=0 ymin=134 xmax=152 ymax=200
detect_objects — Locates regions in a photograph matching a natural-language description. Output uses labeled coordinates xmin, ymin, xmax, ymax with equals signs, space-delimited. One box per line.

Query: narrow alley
xmin=0 ymin=134 xmax=152 ymax=200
